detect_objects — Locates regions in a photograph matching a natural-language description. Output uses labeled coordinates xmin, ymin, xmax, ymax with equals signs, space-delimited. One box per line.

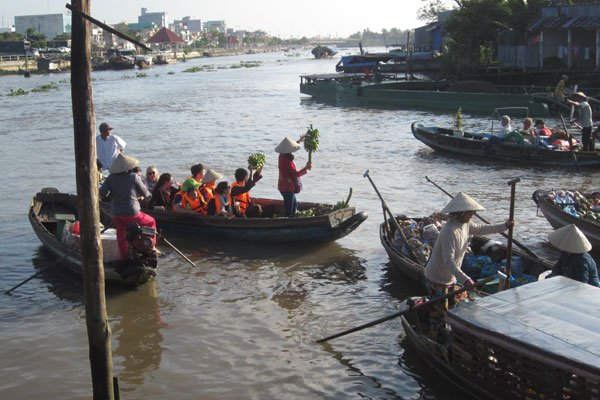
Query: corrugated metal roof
xmin=530 ymin=16 xmax=600 ymax=31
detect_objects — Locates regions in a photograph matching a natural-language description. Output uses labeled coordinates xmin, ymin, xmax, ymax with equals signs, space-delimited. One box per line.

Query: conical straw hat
xmin=202 ymin=169 xmax=223 ymax=183
xmin=441 ymin=192 xmax=486 ymax=213
xmin=548 ymin=224 xmax=591 ymax=253
xmin=275 ymin=137 xmax=301 ymax=154
xmin=109 ymin=153 xmax=139 ymax=174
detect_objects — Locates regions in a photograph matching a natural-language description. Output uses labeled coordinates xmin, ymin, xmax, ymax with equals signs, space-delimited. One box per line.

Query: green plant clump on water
xmin=8 ymin=88 xmax=28 ymax=96
xmin=247 ymin=153 xmax=266 ymax=169
xmin=31 ymin=82 xmax=58 ymax=92
xmin=183 ymin=66 xmax=204 ymax=73
xmin=304 ymin=124 xmax=320 ymax=162
xmin=455 ymin=107 xmax=463 ymax=130
xmin=167 ymin=71 xmax=175 ymax=75
xmin=136 ymin=72 xmax=148 ymax=78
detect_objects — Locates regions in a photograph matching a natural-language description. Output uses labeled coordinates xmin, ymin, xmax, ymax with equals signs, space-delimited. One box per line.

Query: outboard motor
xmin=125 ymin=223 xmax=158 ymax=269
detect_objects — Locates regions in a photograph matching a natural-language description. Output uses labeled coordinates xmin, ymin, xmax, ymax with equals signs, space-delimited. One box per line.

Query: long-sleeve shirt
xmin=96 ymin=134 xmax=126 ymax=170
xmin=277 ymin=154 xmax=307 ymax=193
xmin=99 ymin=172 xmax=150 ymax=216
xmin=425 ymin=218 xmax=507 ymax=285
xmin=551 ymin=252 xmax=600 ymax=287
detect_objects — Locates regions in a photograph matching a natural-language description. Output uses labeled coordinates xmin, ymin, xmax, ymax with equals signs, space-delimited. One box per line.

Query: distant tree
xmin=0 ymin=32 xmax=24 ymax=42
xmin=54 ymin=32 xmax=72 ymax=41
xmin=418 ymin=0 xmax=459 ymax=22
xmin=25 ymin=28 xmax=47 ymax=49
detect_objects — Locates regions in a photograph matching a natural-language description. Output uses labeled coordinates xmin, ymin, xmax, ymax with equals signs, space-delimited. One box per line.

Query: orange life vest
xmin=231 ymin=181 xmax=250 ymax=215
xmin=181 ymin=191 xmax=207 ymax=215
xmin=201 ymin=183 xmax=215 ymax=202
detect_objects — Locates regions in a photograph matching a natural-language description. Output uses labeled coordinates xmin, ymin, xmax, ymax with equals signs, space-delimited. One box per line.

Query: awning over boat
xmin=448 ymin=277 xmax=600 ymax=372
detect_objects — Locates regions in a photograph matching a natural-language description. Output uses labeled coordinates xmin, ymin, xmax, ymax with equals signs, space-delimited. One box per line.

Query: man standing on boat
xmin=96 ymin=122 xmax=127 ymax=171
xmin=424 ymin=193 xmax=512 ymax=341
xmin=567 ymin=92 xmax=594 ymax=151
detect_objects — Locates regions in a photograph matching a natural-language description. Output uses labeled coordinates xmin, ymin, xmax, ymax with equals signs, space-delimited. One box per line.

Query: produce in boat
xmin=247 ymin=152 xmax=266 ymax=169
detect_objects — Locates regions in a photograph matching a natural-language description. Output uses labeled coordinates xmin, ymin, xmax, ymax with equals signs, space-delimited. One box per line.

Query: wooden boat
xmin=379 ymin=215 xmax=552 ymax=288
xmin=412 ymin=122 xmax=600 ymax=168
xmin=135 ymin=55 xmax=153 ymax=69
xmin=124 ymin=198 xmax=368 ymax=244
xmin=29 ymin=189 xmax=157 ymax=287
xmin=401 ymin=276 xmax=600 ymax=399
xmin=311 ymin=45 xmax=337 ymax=59
xmin=533 ymin=189 xmax=600 ymax=248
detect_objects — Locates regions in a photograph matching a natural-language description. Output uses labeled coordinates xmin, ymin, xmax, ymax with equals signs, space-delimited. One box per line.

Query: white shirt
xmin=96 ymin=133 xmax=126 ymax=170
xmin=424 ymin=218 xmax=507 ymax=285
xmin=579 ymin=101 xmax=593 ymax=128
xmin=497 ymin=124 xmax=512 ymax=139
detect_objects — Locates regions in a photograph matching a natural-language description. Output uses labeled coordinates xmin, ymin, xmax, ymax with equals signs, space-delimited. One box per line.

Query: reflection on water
xmin=109 ymin=281 xmax=166 ymax=390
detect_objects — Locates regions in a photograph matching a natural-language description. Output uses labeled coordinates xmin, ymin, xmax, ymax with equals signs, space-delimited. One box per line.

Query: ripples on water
xmin=0 ymin=49 xmax=595 ymax=399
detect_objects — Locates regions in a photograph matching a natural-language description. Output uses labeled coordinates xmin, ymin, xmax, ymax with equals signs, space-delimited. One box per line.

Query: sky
xmin=0 ymin=0 xmax=456 ymax=38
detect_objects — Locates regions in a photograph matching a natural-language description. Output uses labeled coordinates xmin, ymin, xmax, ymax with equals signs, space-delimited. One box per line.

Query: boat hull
xmin=123 ymin=198 xmax=368 ymax=244
xmin=412 ymin=123 xmax=600 ymax=168
xmin=29 ymin=190 xmax=157 ymax=287
xmin=532 ymin=189 xmax=600 ymax=248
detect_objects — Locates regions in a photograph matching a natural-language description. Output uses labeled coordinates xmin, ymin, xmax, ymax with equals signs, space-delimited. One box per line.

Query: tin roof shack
xmin=530 ymin=4 xmax=600 ymax=70
xmin=413 ymin=11 xmax=452 ymax=57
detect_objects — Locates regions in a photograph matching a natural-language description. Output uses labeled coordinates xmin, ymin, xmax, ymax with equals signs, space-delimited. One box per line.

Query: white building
xmin=15 ymin=13 xmax=70 ymax=40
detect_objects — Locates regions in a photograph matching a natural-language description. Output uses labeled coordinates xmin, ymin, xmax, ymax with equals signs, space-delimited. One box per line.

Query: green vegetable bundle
xmin=304 ymin=124 xmax=320 ymax=162
xmin=247 ymin=153 xmax=266 ymax=169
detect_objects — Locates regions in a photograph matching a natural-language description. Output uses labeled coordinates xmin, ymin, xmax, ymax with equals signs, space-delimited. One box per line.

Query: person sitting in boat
xmin=548 ymin=224 xmax=600 ymax=287
xmin=231 ymin=167 xmax=263 ymax=217
xmin=173 ymin=164 xmax=206 ymax=211
xmin=424 ymin=192 xmax=513 ymax=341
xmin=144 ymin=166 xmax=160 ymax=191
xmin=519 ymin=117 xmax=537 ymax=144
xmin=177 ymin=178 xmax=207 ymax=214
xmin=486 ymin=115 xmax=512 ymax=143
xmin=534 ymin=119 xmax=552 ymax=137
xmin=99 ymin=153 xmax=157 ymax=259
xmin=149 ymin=173 xmax=179 ymax=211
xmin=207 ymin=181 xmax=235 ymax=217
xmin=199 ymin=169 xmax=223 ymax=204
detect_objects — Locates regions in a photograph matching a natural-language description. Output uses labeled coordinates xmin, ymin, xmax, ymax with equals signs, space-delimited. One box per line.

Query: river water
xmin=0 ymin=49 xmax=597 ymax=399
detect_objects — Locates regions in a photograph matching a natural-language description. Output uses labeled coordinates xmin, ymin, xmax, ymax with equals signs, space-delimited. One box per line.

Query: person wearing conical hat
xmin=424 ymin=192 xmax=513 ymax=341
xmin=200 ymin=169 xmax=223 ymax=203
xmin=549 ymin=224 xmax=599 ymax=287
xmin=276 ymin=135 xmax=312 ymax=217
xmin=567 ymin=91 xmax=595 ymax=151
xmin=99 ymin=153 xmax=157 ymax=259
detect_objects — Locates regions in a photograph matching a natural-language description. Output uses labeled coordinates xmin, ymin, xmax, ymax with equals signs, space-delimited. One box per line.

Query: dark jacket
xmin=551 ymin=252 xmax=600 ymax=287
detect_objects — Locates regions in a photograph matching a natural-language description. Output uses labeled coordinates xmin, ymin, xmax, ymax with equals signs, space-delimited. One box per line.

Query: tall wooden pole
xmin=70 ymin=1 xmax=115 ymax=399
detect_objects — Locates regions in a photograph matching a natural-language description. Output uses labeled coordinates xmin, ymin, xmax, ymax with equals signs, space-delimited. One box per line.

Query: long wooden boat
xmin=412 ymin=122 xmax=600 ymax=168
xmin=533 ymin=189 xmax=600 ymax=248
xmin=29 ymin=189 xmax=157 ymax=287
xmin=126 ymin=198 xmax=368 ymax=244
xmin=380 ymin=215 xmax=552 ymax=288
xmin=401 ymin=276 xmax=600 ymax=399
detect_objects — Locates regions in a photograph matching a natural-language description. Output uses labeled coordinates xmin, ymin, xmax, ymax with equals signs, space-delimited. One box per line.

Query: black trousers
xmin=582 ymin=127 xmax=594 ymax=151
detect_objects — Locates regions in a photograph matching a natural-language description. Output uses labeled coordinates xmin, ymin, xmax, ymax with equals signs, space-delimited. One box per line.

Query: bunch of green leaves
xmin=8 ymin=88 xmax=28 ymax=96
xmin=304 ymin=124 xmax=320 ymax=162
xmin=454 ymin=107 xmax=462 ymax=130
xmin=332 ymin=188 xmax=353 ymax=210
xmin=247 ymin=153 xmax=266 ymax=169
xmin=296 ymin=208 xmax=315 ymax=217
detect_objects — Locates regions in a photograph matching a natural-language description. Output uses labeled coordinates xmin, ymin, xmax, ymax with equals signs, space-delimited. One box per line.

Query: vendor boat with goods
xmin=379 ymin=212 xmax=552 ymax=289
xmin=533 ymin=189 xmax=600 ymax=249
xmin=29 ymin=188 xmax=158 ymax=287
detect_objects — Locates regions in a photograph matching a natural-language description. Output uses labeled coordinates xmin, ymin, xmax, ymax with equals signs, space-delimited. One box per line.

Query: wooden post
xmin=70 ymin=1 xmax=115 ymax=399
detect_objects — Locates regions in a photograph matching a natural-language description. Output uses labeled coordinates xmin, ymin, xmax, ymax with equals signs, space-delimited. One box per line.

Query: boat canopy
xmin=448 ymin=276 xmax=600 ymax=373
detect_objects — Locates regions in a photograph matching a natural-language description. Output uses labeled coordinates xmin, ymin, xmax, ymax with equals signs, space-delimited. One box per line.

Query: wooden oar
xmin=316 ymin=272 xmax=506 ymax=343
xmin=425 ymin=176 xmax=541 ymax=261
xmin=363 ymin=170 xmax=422 ymax=265
xmin=160 ymin=235 xmax=196 ymax=267
xmin=560 ymin=114 xmax=581 ymax=172
xmin=501 ymin=178 xmax=519 ymax=290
